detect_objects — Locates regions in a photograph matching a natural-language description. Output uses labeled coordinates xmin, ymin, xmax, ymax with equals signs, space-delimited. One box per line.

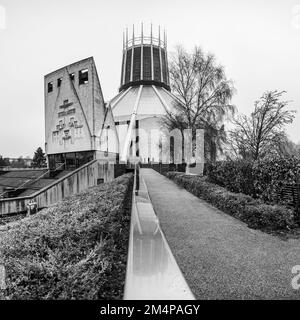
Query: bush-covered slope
xmin=0 ymin=173 xmax=133 ymax=300
xmin=166 ymin=172 xmax=295 ymax=231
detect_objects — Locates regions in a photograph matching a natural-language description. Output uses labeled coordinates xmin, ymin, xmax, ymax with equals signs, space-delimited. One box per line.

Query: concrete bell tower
xmin=44 ymin=57 xmax=119 ymax=170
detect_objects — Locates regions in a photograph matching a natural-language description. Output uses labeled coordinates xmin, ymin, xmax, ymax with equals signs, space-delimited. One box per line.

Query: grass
xmin=0 ymin=173 xmax=133 ymax=300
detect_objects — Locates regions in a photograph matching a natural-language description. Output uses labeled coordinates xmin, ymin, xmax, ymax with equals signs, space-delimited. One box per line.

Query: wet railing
xmin=123 ymin=164 xmax=194 ymax=299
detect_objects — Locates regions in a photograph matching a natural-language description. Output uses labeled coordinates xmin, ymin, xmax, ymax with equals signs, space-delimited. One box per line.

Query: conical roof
xmin=110 ymin=85 xmax=179 ymax=121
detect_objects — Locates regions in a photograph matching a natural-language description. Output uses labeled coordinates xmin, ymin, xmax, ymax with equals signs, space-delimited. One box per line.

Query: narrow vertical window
xmin=47 ymin=82 xmax=53 ymax=93
xmin=79 ymin=69 xmax=88 ymax=85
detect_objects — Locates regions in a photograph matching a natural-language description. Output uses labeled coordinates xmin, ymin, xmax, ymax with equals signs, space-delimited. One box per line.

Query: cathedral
xmin=44 ymin=25 xmax=179 ymax=168
xmin=0 ymin=25 xmax=194 ymax=213
xmin=110 ymin=25 xmax=179 ymax=163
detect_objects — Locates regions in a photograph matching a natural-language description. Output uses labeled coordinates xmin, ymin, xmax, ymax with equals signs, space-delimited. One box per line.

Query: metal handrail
xmin=123 ymin=167 xmax=195 ymax=299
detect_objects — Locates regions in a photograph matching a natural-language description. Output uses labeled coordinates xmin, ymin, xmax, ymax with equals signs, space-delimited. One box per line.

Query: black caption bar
xmin=0 ymin=300 xmax=297 ymax=319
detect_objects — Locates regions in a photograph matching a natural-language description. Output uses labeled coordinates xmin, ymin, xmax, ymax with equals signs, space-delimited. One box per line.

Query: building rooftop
xmin=44 ymin=57 xmax=94 ymax=78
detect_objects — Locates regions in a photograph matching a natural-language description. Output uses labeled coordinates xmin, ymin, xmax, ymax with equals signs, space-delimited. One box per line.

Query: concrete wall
xmin=115 ymin=116 xmax=163 ymax=163
xmin=138 ymin=116 xmax=162 ymax=162
xmin=95 ymin=105 xmax=119 ymax=156
xmin=0 ymin=160 xmax=114 ymax=216
xmin=44 ymin=57 xmax=113 ymax=155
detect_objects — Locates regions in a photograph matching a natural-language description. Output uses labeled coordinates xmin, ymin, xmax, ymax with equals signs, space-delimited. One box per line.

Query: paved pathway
xmin=141 ymin=168 xmax=300 ymax=300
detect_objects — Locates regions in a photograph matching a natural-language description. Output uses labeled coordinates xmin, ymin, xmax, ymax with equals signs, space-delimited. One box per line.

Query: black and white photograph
xmin=0 ymin=0 xmax=300 ymax=315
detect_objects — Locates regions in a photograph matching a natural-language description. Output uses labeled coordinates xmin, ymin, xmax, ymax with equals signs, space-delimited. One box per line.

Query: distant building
xmin=110 ymin=25 xmax=179 ymax=163
xmin=44 ymin=57 xmax=118 ymax=170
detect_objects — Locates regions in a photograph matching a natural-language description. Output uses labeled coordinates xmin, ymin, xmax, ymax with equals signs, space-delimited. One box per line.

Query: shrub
xmin=205 ymin=157 xmax=300 ymax=206
xmin=166 ymin=172 xmax=295 ymax=231
xmin=252 ymin=157 xmax=300 ymax=203
xmin=0 ymin=173 xmax=133 ymax=300
xmin=243 ymin=204 xmax=295 ymax=230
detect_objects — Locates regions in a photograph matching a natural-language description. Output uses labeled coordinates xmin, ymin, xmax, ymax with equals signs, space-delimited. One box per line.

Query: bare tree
xmin=162 ymin=46 xmax=235 ymax=162
xmin=229 ymin=91 xmax=296 ymax=160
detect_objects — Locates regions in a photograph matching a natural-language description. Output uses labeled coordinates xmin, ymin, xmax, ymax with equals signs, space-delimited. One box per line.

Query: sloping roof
xmin=1 ymin=170 xmax=46 ymax=179
xmin=110 ymin=85 xmax=178 ymax=121
xmin=0 ymin=170 xmax=48 ymax=189
xmin=44 ymin=57 xmax=94 ymax=78
xmin=0 ymin=178 xmax=30 ymax=188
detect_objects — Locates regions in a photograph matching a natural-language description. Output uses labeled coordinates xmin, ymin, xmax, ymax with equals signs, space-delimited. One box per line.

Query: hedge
xmin=205 ymin=157 xmax=300 ymax=206
xmin=0 ymin=173 xmax=133 ymax=300
xmin=166 ymin=172 xmax=295 ymax=231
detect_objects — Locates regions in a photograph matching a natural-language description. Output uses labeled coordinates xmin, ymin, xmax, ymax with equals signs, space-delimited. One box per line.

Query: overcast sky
xmin=0 ymin=0 xmax=299 ymax=158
